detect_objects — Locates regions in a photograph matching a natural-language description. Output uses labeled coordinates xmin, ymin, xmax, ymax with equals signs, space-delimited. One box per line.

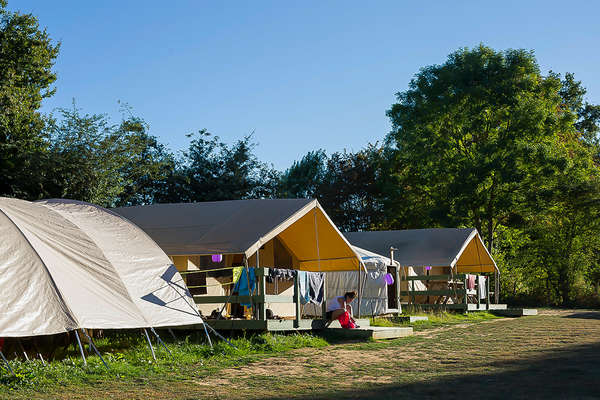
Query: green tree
xmin=0 ymin=1 xmax=59 ymax=198
xmin=112 ymin=117 xmax=177 ymax=206
xmin=176 ymin=130 xmax=279 ymax=202
xmin=319 ymin=146 xmax=385 ymax=231
xmin=45 ymin=105 xmax=175 ymax=207
xmin=522 ymin=155 xmax=600 ymax=305
xmin=278 ymin=150 xmax=327 ymax=198
xmin=386 ymin=45 xmax=575 ymax=252
xmin=279 ymin=146 xmax=386 ymax=231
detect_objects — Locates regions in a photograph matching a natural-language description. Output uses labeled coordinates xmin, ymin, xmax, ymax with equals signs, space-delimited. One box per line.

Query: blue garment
xmin=298 ymin=271 xmax=310 ymax=305
xmin=234 ymin=267 xmax=256 ymax=307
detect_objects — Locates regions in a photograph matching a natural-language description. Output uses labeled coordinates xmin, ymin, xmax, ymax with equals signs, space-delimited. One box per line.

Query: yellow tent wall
xmin=454 ymin=234 xmax=496 ymax=273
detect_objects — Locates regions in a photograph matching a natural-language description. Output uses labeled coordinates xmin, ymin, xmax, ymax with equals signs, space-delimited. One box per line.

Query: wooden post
xmin=321 ymin=273 xmax=327 ymax=320
xmin=293 ymin=273 xmax=301 ymax=328
xmin=495 ymin=270 xmax=500 ymax=304
xmin=486 ymin=274 xmax=490 ymax=310
xmin=477 ymin=275 xmax=481 ymax=309
xmin=257 ymin=266 xmax=266 ymax=321
xmin=464 ymin=276 xmax=468 ymax=306
xmin=395 ymin=265 xmax=401 ymax=313
xmin=357 ymin=264 xmax=362 ymax=318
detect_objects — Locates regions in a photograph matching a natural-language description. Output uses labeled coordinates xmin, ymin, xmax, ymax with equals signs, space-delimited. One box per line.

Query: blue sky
xmin=14 ymin=1 xmax=600 ymax=170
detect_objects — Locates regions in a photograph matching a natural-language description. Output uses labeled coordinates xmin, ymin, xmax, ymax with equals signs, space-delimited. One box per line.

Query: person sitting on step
xmin=326 ymin=291 xmax=358 ymax=329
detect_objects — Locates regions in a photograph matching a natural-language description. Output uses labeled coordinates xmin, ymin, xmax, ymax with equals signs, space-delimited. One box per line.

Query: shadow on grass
xmin=563 ymin=311 xmax=600 ymax=320
xmin=272 ymin=341 xmax=600 ymax=400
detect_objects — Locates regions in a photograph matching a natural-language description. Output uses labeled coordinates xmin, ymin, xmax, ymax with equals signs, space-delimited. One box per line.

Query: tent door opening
xmin=387 ymin=265 xmax=398 ymax=310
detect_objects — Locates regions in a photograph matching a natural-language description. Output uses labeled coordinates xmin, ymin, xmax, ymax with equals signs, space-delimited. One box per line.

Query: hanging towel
xmin=298 ymin=271 xmax=310 ymax=304
xmin=478 ymin=275 xmax=487 ymax=299
xmin=234 ymin=268 xmax=256 ymax=307
xmin=307 ymin=272 xmax=325 ymax=306
xmin=467 ymin=274 xmax=476 ymax=290
xmin=232 ymin=266 xmax=243 ymax=284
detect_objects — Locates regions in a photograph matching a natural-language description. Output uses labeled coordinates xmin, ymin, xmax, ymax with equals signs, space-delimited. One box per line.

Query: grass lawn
xmin=369 ymin=310 xmax=501 ymax=331
xmin=2 ymin=309 xmax=599 ymax=399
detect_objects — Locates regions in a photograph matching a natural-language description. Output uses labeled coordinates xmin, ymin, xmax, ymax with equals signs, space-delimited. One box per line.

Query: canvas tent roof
xmin=113 ymin=199 xmax=361 ymax=272
xmin=345 ymin=228 xmax=498 ymax=273
xmin=0 ymin=197 xmax=201 ymax=338
xmin=353 ymin=245 xmax=397 ymax=269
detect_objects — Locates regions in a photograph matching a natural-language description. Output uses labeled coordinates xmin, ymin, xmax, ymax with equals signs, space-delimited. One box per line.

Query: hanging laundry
xmin=232 ymin=266 xmax=243 ymax=284
xmin=467 ymin=274 xmax=476 ymax=290
xmin=298 ymin=271 xmax=310 ymax=304
xmin=266 ymin=268 xmax=296 ymax=283
xmin=233 ymin=267 xmax=256 ymax=307
xmin=307 ymin=272 xmax=324 ymax=305
xmin=478 ymin=275 xmax=487 ymax=299
xmin=298 ymin=271 xmax=324 ymax=305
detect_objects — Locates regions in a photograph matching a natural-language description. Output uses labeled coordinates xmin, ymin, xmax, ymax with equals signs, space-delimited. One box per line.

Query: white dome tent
xmin=0 ymin=197 xmax=203 ymax=339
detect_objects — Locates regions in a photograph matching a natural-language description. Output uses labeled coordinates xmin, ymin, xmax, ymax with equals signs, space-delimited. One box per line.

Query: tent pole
xmin=17 ymin=339 xmax=29 ymax=361
xmin=168 ymin=328 xmax=177 ymax=341
xmin=150 ymin=328 xmax=172 ymax=357
xmin=0 ymin=350 xmax=14 ymax=376
xmin=143 ymin=329 xmax=156 ymax=360
xmin=82 ymin=330 xmax=109 ymax=370
xmin=257 ymin=249 xmax=266 ymax=321
xmin=74 ymin=330 xmax=87 ymax=366
xmin=201 ymin=322 xmax=213 ymax=349
xmin=203 ymin=323 xmax=236 ymax=348
xmin=31 ymin=340 xmax=46 ymax=365
xmin=357 ymin=261 xmax=362 ymax=318
xmin=161 ymin=272 xmax=214 ymax=348
xmin=321 ymin=273 xmax=327 ymax=320
xmin=243 ymin=257 xmax=254 ymax=317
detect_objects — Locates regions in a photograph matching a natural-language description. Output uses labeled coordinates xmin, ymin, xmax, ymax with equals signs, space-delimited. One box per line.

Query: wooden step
xmin=491 ymin=308 xmax=538 ymax=317
xmin=325 ymin=326 xmax=413 ymax=340
xmin=324 ymin=318 xmax=371 ymax=329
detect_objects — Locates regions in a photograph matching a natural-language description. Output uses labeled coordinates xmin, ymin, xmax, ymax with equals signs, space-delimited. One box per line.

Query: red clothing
xmin=337 ymin=311 xmax=356 ymax=329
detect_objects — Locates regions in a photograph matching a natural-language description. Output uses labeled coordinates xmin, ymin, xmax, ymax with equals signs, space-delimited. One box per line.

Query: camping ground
xmin=2 ymin=310 xmax=599 ymax=399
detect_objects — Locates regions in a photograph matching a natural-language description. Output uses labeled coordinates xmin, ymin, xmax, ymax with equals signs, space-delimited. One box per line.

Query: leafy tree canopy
xmin=385 ymin=45 xmax=586 ymax=251
xmin=0 ymin=1 xmax=59 ymax=198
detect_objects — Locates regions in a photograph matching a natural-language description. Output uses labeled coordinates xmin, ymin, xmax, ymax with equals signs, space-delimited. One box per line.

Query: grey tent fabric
xmin=39 ymin=199 xmax=202 ymax=328
xmin=113 ymin=199 xmax=314 ymax=256
xmin=344 ymin=228 xmax=476 ymax=267
xmin=0 ymin=197 xmax=202 ymax=338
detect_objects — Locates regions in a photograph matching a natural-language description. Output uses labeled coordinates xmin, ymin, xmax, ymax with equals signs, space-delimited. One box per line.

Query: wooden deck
xmin=402 ymin=303 xmax=508 ymax=312
xmin=178 ymin=318 xmax=374 ymax=331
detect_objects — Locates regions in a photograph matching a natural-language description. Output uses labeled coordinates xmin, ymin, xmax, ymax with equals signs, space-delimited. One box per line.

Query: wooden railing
xmin=401 ymin=273 xmax=491 ymax=309
xmin=190 ymin=267 xmax=327 ymax=327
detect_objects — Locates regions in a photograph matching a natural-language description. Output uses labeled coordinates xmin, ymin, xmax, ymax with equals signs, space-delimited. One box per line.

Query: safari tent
xmin=113 ymin=199 xmax=364 ymax=329
xmin=304 ymin=246 xmax=427 ymax=317
xmin=0 ymin=197 xmax=202 ymax=338
xmin=345 ymin=229 xmax=501 ymax=308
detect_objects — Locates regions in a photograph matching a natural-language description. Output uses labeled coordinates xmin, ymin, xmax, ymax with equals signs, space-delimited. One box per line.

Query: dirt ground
xmin=10 ymin=309 xmax=600 ymax=399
